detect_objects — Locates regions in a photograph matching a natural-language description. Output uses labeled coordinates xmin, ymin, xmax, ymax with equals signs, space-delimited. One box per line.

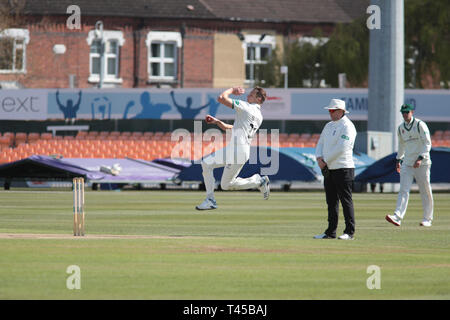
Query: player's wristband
xmin=396 ymin=159 xmax=403 ymax=164
xmin=417 ymin=155 xmax=424 ymax=161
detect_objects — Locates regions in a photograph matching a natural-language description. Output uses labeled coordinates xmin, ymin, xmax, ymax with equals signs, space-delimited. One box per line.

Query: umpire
xmin=314 ymin=99 xmax=357 ymax=240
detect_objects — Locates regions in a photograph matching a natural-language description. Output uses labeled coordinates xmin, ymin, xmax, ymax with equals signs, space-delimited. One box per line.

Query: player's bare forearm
xmin=217 ymin=88 xmax=234 ymax=109
xmin=216 ymin=120 xmax=233 ymax=131
xmin=205 ymin=115 xmax=233 ymax=131
xmin=217 ymin=86 xmax=245 ymax=109
xmin=220 ymin=87 xmax=234 ymax=98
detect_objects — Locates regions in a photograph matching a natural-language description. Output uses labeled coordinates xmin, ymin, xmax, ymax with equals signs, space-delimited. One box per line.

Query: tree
xmin=261 ymin=20 xmax=369 ymax=88
xmin=256 ymin=47 xmax=282 ymax=88
xmin=405 ymin=0 xmax=450 ymax=88
xmin=260 ymin=29 xmax=330 ymax=88
xmin=0 ymin=0 xmax=26 ymax=31
xmin=320 ymin=17 xmax=369 ymax=88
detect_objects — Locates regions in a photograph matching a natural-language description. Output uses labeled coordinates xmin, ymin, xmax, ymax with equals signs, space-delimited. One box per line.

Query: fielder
xmin=195 ymin=86 xmax=270 ymax=210
xmin=386 ymin=104 xmax=434 ymax=227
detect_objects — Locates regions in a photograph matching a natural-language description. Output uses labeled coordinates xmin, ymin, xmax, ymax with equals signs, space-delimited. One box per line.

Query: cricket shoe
xmin=195 ymin=198 xmax=217 ymax=210
xmin=420 ymin=220 xmax=432 ymax=227
xmin=385 ymin=214 xmax=401 ymax=226
xmin=313 ymin=233 xmax=335 ymax=239
xmin=258 ymin=175 xmax=270 ymax=200
xmin=338 ymin=233 xmax=354 ymax=240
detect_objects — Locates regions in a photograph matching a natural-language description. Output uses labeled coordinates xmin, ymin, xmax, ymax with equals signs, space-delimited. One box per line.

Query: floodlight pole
xmin=368 ymin=0 xmax=404 ymax=153
xmin=250 ymin=44 xmax=255 ymax=87
xmin=95 ymin=21 xmax=105 ymax=89
xmin=280 ymin=65 xmax=288 ymax=89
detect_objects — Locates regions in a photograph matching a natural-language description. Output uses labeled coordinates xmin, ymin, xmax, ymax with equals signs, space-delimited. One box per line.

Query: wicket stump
xmin=73 ymin=177 xmax=85 ymax=236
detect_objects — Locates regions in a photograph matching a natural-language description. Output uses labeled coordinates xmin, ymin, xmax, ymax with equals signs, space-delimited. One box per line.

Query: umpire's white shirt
xmin=315 ymin=115 xmax=357 ymax=170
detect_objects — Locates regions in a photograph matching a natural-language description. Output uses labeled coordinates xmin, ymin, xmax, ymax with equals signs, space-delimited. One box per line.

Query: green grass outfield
xmin=0 ymin=190 xmax=449 ymax=300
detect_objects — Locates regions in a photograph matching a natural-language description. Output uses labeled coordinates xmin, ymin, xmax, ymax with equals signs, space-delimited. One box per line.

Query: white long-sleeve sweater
xmin=396 ymin=117 xmax=432 ymax=166
xmin=315 ymin=116 xmax=357 ymax=170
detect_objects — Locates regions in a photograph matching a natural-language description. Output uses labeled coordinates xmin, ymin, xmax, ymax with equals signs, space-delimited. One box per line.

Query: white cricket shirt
xmin=396 ymin=117 xmax=432 ymax=166
xmin=315 ymin=115 xmax=357 ymax=169
xmin=231 ymin=99 xmax=263 ymax=146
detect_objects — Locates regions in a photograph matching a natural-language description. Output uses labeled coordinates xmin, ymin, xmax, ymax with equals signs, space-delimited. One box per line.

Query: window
xmin=245 ymin=44 xmax=272 ymax=84
xmin=86 ymin=30 xmax=125 ymax=84
xmin=0 ymin=29 xmax=29 ymax=73
xmin=149 ymin=42 xmax=176 ymax=78
xmin=243 ymin=34 xmax=276 ymax=85
xmin=146 ymin=31 xmax=182 ymax=82
xmin=106 ymin=40 xmax=119 ymax=77
xmin=89 ymin=39 xmax=119 ymax=77
xmin=90 ymin=40 xmax=101 ymax=76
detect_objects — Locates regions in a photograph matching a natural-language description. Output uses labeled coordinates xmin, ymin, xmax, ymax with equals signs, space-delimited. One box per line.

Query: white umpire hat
xmin=324 ymin=99 xmax=349 ymax=114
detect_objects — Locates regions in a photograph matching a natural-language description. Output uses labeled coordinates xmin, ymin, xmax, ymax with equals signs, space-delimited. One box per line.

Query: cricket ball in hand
xmin=206 ymin=115 xmax=214 ymax=123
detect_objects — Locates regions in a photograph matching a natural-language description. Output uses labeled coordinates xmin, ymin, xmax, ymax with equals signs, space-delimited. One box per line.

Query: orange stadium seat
xmin=41 ymin=133 xmax=53 ymax=140
xmin=27 ymin=133 xmax=40 ymax=144
xmin=300 ymin=133 xmax=311 ymax=140
xmin=76 ymin=131 xmax=88 ymax=139
xmin=310 ymin=134 xmax=320 ymax=142
xmin=2 ymin=132 xmax=14 ymax=145
xmin=14 ymin=132 xmax=27 ymax=146
xmin=0 ymin=136 xmax=11 ymax=150
xmin=153 ymin=132 xmax=164 ymax=139
xmin=105 ymin=134 xmax=119 ymax=140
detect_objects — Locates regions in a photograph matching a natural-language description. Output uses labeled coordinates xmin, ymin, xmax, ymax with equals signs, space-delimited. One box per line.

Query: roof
xmin=23 ymin=0 xmax=369 ymax=23
xmin=202 ymin=0 xmax=369 ymax=23
xmin=24 ymin=0 xmax=214 ymax=20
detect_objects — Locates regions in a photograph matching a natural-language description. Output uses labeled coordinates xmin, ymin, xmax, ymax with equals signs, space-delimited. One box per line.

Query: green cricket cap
xmin=400 ymin=103 xmax=415 ymax=112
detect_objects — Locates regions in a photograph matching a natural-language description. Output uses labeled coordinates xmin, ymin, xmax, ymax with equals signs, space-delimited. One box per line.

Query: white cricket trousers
xmin=201 ymin=144 xmax=261 ymax=197
xmin=395 ymin=164 xmax=433 ymax=221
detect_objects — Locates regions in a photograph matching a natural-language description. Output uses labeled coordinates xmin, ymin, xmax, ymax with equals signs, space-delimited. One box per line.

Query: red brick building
xmin=0 ymin=0 xmax=367 ymax=89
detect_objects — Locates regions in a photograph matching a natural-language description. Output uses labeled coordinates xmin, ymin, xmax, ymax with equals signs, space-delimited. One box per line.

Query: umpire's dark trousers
xmin=324 ymin=168 xmax=355 ymax=237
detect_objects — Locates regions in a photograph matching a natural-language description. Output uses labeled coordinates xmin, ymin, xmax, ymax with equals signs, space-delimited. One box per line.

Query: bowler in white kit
xmin=196 ymin=86 xmax=270 ymax=210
